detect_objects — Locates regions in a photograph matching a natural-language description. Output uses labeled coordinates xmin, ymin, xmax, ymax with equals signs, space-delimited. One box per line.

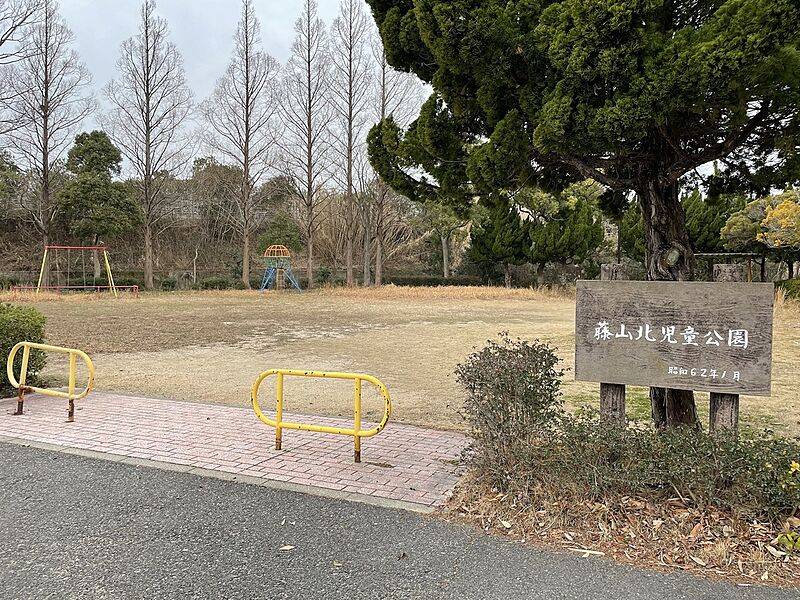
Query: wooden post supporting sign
xmin=599 ymin=264 xmax=627 ymax=426
xmin=709 ymin=264 xmax=745 ymax=434
xmin=575 ymin=276 xmax=773 ymax=438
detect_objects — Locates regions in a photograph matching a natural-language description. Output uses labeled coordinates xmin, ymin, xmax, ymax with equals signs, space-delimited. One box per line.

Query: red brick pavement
xmin=0 ymin=393 xmax=467 ymax=508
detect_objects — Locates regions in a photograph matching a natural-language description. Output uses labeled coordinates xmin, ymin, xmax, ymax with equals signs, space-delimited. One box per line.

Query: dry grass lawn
xmin=5 ymin=286 xmax=799 ymax=436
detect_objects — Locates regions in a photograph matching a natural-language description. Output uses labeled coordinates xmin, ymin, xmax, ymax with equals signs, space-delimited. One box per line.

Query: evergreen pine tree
xmin=468 ymin=199 xmax=527 ymax=288
xmin=683 ymin=189 xmax=741 ymax=253
xmin=528 ymin=195 xmax=603 ymax=285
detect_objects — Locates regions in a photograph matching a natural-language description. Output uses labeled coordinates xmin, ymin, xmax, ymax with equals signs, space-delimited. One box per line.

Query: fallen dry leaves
xmin=445 ymin=476 xmax=800 ymax=588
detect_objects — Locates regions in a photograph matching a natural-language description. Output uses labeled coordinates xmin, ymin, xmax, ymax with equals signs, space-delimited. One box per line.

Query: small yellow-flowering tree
xmin=722 ymin=190 xmax=800 ymax=278
xmin=759 ymin=191 xmax=800 ymax=249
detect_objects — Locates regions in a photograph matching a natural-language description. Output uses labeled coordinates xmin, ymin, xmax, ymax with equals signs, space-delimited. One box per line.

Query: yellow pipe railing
xmin=251 ymin=369 xmax=392 ymax=463
xmin=7 ymin=341 xmax=95 ymax=421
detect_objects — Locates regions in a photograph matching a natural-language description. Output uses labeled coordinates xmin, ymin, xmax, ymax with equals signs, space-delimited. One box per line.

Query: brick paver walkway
xmin=0 ymin=393 xmax=467 ymax=508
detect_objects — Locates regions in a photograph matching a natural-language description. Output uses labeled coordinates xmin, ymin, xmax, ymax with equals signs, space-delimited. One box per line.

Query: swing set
xmin=12 ymin=245 xmax=138 ymax=297
xmin=36 ymin=246 xmax=123 ymax=296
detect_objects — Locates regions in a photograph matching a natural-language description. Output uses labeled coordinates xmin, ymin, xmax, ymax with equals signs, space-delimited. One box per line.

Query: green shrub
xmin=0 ymin=275 xmax=20 ymax=290
xmin=315 ymin=266 xmax=333 ymax=286
xmin=64 ymin=275 xmax=144 ymax=289
xmin=198 ymin=276 xmax=231 ymax=290
xmin=777 ymin=278 xmax=800 ymax=299
xmin=108 ymin=275 xmax=144 ymax=289
xmin=0 ymin=304 xmax=46 ymax=397
xmin=548 ymin=416 xmax=798 ymax=519
xmin=455 ymin=333 xmax=564 ymax=483
xmin=456 ymin=334 xmax=800 ymax=524
xmin=159 ymin=277 xmax=177 ymax=291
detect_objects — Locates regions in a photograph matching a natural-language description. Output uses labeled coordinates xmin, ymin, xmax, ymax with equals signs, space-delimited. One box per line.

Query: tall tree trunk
xmin=242 ymin=228 xmax=251 ymax=289
xmin=92 ymin=234 xmax=101 ymax=280
xmin=503 ymin=264 xmax=512 ymax=289
xmin=363 ymin=211 xmax=372 ymax=287
xmin=375 ymin=235 xmax=383 ymax=285
xmin=536 ymin=263 xmax=545 ymax=287
xmin=787 ymin=260 xmax=794 ymax=279
xmin=41 ymin=233 xmax=51 ymax=287
xmin=92 ymin=251 xmax=101 ymax=280
xmin=760 ymin=256 xmax=766 ymax=281
xmin=441 ymin=234 xmax=450 ymax=279
xmin=374 ymin=180 xmax=386 ymax=286
xmin=345 ymin=235 xmax=354 ymax=286
xmin=143 ymin=222 xmax=154 ymax=290
xmin=305 ymin=231 xmax=314 ymax=289
xmin=637 ymin=181 xmax=698 ymax=429
xmin=616 ymin=220 xmax=622 ymax=264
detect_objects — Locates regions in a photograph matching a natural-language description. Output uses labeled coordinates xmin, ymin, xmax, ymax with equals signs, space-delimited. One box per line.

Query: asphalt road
xmin=0 ymin=443 xmax=797 ymax=600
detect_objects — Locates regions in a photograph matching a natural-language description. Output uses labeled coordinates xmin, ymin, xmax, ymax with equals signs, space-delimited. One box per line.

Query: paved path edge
xmin=0 ymin=433 xmax=436 ymax=515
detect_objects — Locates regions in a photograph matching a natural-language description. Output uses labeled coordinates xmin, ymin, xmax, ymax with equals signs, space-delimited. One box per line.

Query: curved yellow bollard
xmin=251 ymin=369 xmax=392 ymax=463
xmin=7 ymin=341 xmax=95 ymax=422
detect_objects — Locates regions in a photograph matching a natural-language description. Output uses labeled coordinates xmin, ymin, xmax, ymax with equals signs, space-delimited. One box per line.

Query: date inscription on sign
xmin=575 ymin=281 xmax=774 ymax=396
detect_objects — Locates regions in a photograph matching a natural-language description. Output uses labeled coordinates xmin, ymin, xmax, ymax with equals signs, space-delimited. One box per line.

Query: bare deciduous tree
xmin=5 ymin=0 xmax=92 ymax=285
xmin=279 ymin=0 xmax=331 ymax=288
xmin=102 ymin=0 xmax=192 ymax=290
xmin=201 ymin=0 xmax=279 ymax=288
xmin=0 ymin=0 xmax=39 ymax=63
xmin=370 ymin=37 xmax=425 ymax=285
xmin=329 ymin=0 xmax=372 ymax=287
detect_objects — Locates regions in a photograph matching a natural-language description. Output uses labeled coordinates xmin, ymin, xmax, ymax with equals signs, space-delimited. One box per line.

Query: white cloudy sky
xmin=60 ymin=0 xmax=344 ymax=102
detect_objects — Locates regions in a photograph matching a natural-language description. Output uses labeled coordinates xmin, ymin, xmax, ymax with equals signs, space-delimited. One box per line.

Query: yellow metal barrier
xmin=7 ymin=342 xmax=95 ymax=422
xmin=251 ymin=369 xmax=392 ymax=463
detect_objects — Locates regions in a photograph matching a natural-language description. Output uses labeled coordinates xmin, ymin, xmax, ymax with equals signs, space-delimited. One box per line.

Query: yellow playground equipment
xmin=11 ymin=245 xmax=138 ymax=296
xmin=251 ymin=369 xmax=392 ymax=462
xmin=7 ymin=341 xmax=95 ymax=421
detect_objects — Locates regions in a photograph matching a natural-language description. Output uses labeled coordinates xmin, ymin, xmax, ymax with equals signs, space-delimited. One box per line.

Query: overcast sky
xmin=60 ymin=0 xmax=344 ymax=103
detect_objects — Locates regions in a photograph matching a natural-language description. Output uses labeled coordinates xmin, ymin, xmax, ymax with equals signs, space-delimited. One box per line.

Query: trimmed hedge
xmin=383 ymin=275 xmax=483 ymax=287
xmin=0 ymin=304 xmax=46 ymax=398
xmin=197 ymin=276 xmax=231 ymax=290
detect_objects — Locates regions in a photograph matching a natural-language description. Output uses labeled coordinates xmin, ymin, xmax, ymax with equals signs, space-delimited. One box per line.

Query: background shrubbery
xmin=777 ymin=278 xmax=800 ymax=299
xmin=0 ymin=303 xmax=46 ymax=398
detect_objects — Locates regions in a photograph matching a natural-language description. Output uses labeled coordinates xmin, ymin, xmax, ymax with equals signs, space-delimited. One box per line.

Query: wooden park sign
xmin=575 ymin=281 xmax=774 ymax=396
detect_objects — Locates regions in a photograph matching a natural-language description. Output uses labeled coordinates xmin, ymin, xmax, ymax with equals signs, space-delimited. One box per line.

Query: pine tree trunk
xmin=441 ymin=234 xmax=450 ymax=279
xmin=143 ymin=222 xmax=154 ymax=290
xmin=616 ymin=220 xmax=622 ymax=264
xmin=536 ymin=263 xmax=545 ymax=286
xmin=503 ymin=264 xmax=512 ymax=289
xmin=788 ymin=260 xmax=794 ymax=279
xmin=760 ymin=256 xmax=766 ymax=281
xmin=637 ymin=181 xmax=698 ymax=429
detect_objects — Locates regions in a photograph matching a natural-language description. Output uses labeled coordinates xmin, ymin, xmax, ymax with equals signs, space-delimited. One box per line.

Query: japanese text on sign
xmin=574 ymin=281 xmax=773 ymax=396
